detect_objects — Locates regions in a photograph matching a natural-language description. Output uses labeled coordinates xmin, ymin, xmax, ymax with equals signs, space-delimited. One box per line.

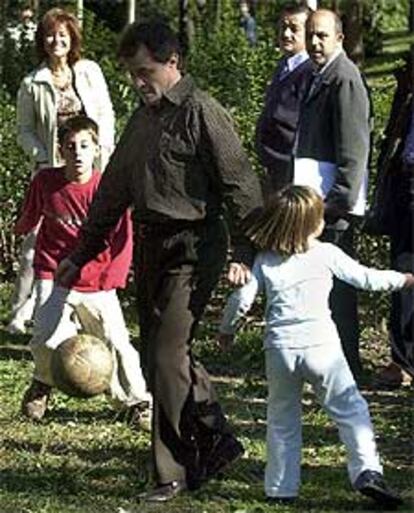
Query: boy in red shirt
xmin=17 ymin=116 xmax=150 ymax=425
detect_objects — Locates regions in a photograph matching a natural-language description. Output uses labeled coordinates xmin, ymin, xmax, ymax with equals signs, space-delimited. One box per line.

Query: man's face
xmin=306 ymin=11 xmax=343 ymax=68
xmin=124 ymin=45 xmax=180 ymax=106
xmin=278 ymin=12 xmax=307 ymax=56
xmin=60 ymin=130 xmax=97 ymax=183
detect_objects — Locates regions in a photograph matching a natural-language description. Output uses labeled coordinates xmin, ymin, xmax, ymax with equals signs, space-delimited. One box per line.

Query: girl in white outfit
xmin=218 ymin=185 xmax=412 ymax=508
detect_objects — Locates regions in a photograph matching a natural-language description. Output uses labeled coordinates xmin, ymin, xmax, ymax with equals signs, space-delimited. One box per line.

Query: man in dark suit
xmin=371 ymin=57 xmax=414 ymax=388
xmin=294 ymin=9 xmax=371 ymax=378
xmin=256 ymin=3 xmax=313 ymax=193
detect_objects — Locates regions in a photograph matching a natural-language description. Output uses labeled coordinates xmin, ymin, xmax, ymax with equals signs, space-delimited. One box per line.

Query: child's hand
xmin=403 ymin=273 xmax=414 ymax=288
xmin=217 ymin=333 xmax=235 ymax=351
xmin=227 ymin=262 xmax=251 ymax=285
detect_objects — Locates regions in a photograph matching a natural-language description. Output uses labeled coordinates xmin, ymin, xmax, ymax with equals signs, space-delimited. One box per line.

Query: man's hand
xmin=324 ymin=202 xmax=346 ymax=224
xmin=55 ymin=258 xmax=79 ymax=288
xmin=403 ymin=273 xmax=414 ymax=288
xmin=217 ymin=333 xmax=235 ymax=351
xmin=227 ymin=262 xmax=251 ymax=286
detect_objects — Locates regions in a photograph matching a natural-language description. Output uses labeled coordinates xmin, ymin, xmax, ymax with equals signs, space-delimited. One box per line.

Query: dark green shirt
xmin=71 ymin=74 xmax=263 ymax=267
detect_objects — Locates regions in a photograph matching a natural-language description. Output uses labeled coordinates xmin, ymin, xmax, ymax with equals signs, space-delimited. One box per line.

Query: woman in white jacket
xmin=8 ymin=7 xmax=115 ymax=334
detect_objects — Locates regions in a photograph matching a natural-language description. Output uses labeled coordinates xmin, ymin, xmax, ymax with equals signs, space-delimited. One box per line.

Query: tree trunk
xmin=342 ymin=0 xmax=364 ymax=65
xmin=77 ymin=0 xmax=84 ymax=27
xmin=178 ymin=0 xmax=190 ymax=55
xmin=127 ymin=0 xmax=135 ymax=23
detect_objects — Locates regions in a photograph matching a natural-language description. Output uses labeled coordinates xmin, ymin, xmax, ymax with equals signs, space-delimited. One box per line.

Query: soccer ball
xmin=51 ymin=334 xmax=113 ymax=398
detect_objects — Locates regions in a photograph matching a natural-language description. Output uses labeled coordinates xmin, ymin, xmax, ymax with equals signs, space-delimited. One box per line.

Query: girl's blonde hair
xmin=247 ymin=185 xmax=324 ymax=256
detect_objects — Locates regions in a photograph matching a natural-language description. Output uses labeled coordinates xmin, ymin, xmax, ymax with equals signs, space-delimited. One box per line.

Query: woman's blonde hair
xmin=247 ymin=185 xmax=324 ymax=256
xmin=35 ymin=8 xmax=82 ymax=66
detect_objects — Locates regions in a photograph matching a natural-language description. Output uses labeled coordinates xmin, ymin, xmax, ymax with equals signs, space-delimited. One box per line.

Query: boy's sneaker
xmin=21 ymin=379 xmax=51 ymax=421
xmin=6 ymin=319 xmax=27 ymax=335
xmin=119 ymin=401 xmax=152 ymax=432
xmin=354 ymin=470 xmax=403 ymax=508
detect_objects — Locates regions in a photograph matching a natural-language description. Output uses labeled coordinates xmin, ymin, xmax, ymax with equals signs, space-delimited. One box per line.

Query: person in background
xmin=17 ymin=115 xmax=150 ymax=427
xmin=294 ymin=9 xmax=371 ymax=379
xmin=55 ymin=20 xmax=263 ymax=503
xmin=6 ymin=4 xmax=37 ymax=48
xmin=7 ymin=7 xmax=114 ymax=335
xmin=369 ymin=55 xmax=414 ymax=388
xmin=256 ymin=3 xmax=313 ymax=194
xmin=240 ymin=1 xmax=257 ymax=47
xmin=218 ymin=185 xmax=409 ymax=508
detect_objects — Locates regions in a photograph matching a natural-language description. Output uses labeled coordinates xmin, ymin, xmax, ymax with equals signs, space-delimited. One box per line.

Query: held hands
xmin=55 ymin=258 xmax=80 ymax=288
xmin=403 ymin=273 xmax=414 ymax=288
xmin=227 ymin=262 xmax=251 ymax=285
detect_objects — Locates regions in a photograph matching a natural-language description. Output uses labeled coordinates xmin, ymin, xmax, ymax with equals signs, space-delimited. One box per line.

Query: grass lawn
xmin=0 ymin=283 xmax=412 ymax=513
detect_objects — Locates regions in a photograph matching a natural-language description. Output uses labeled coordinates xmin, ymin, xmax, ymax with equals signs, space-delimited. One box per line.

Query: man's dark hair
xmin=117 ymin=21 xmax=183 ymax=69
xmin=280 ymin=2 xmax=311 ymax=18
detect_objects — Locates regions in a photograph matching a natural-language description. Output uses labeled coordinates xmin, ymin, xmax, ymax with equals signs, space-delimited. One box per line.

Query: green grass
xmin=0 ymin=283 xmax=413 ymax=513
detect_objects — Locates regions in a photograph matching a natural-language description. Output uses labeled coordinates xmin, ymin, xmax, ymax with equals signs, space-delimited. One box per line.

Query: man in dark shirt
xmin=256 ymin=3 xmax=313 ymax=193
xmin=56 ymin=21 xmax=263 ymax=502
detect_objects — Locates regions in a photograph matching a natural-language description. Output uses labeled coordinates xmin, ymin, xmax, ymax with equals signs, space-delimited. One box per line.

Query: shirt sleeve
xmin=198 ymin=95 xmax=264 ymax=265
xmin=219 ymin=256 xmax=264 ymax=334
xmin=16 ymin=78 xmax=48 ymax=164
xmin=15 ymin=173 xmax=44 ymax=234
xmin=325 ymin=73 xmax=370 ymax=212
xmin=326 ymin=243 xmax=406 ymax=291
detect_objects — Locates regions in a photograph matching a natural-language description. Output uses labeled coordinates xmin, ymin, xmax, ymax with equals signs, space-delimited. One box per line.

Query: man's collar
xmin=163 ymin=74 xmax=195 ymax=106
xmin=286 ymin=50 xmax=309 ymax=72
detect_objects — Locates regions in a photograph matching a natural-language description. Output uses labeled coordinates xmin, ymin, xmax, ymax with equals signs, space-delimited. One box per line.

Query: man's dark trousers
xmin=135 ymin=217 xmax=232 ymax=486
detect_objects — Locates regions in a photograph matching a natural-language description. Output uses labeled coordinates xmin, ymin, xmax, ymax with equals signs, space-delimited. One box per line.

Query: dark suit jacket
xmin=371 ymin=63 xmax=413 ymax=237
xmin=296 ymin=52 xmax=370 ymax=215
xmin=256 ymin=57 xmax=313 ymax=190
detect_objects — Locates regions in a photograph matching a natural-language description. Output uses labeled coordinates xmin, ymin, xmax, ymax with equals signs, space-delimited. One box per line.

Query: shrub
xmin=187 ymin=0 xmax=277 ymax=170
xmin=0 ymin=87 xmax=31 ymax=280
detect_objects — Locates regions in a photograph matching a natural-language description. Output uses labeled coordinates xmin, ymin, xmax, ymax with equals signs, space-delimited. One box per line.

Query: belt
xmin=137 ymin=220 xmax=207 ymax=238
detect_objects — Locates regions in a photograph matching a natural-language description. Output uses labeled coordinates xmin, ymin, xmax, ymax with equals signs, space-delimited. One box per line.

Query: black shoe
xmin=354 ymin=470 xmax=403 ymax=508
xmin=124 ymin=401 xmax=152 ymax=432
xmin=204 ymin=433 xmax=244 ymax=479
xmin=266 ymin=496 xmax=296 ymax=505
xmin=139 ymin=480 xmax=187 ymax=502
